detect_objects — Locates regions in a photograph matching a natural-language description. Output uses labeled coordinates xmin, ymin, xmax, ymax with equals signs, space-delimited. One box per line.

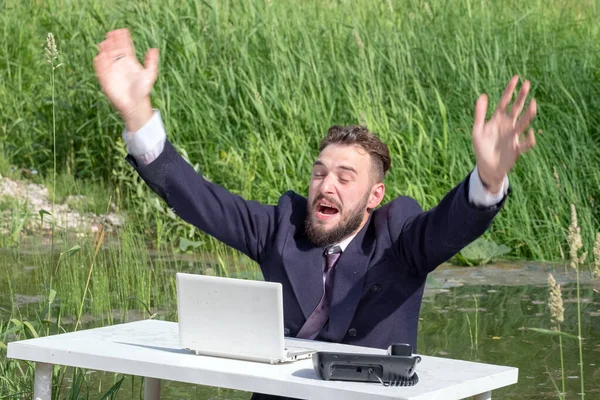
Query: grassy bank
xmin=1 ymin=0 xmax=600 ymax=255
xmin=0 ymin=220 xmax=260 ymax=398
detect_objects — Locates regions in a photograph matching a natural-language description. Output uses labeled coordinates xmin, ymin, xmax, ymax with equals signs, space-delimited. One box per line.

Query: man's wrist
xmin=480 ymin=179 xmax=503 ymax=195
xmin=123 ymin=98 xmax=153 ymax=133
xmin=468 ymin=166 xmax=508 ymax=207
xmin=476 ymin=167 xmax=504 ymax=194
xmin=122 ymin=109 xmax=166 ymax=165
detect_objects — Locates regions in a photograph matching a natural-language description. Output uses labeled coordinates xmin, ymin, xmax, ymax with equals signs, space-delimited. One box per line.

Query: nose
xmin=319 ymin=173 xmax=336 ymax=195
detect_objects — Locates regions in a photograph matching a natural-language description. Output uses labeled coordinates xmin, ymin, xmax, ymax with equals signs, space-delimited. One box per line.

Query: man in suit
xmin=94 ymin=29 xmax=537 ymax=399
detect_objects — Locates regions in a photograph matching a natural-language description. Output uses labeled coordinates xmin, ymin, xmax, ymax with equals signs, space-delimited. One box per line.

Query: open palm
xmin=472 ymin=76 xmax=537 ymax=192
xmin=94 ymin=29 xmax=158 ymax=130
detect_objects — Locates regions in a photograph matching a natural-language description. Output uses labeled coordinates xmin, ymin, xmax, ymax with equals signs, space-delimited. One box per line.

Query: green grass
xmin=0 ymin=146 xmax=12 ymax=177
xmin=1 ymin=0 xmax=599 ymax=261
xmin=0 ymin=317 xmax=129 ymax=398
xmin=0 ymin=195 xmax=32 ymax=247
xmin=44 ymin=172 xmax=114 ymax=216
xmin=0 ymin=195 xmax=14 ymax=211
xmin=0 ymin=218 xmax=257 ymax=397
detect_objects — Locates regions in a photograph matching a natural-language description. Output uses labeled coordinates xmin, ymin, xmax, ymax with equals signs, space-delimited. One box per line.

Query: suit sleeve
xmin=388 ymin=171 xmax=509 ymax=276
xmin=126 ymin=140 xmax=288 ymax=263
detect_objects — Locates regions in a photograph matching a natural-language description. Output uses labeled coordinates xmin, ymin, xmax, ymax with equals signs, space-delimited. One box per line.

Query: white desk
xmin=7 ymin=320 xmax=517 ymax=400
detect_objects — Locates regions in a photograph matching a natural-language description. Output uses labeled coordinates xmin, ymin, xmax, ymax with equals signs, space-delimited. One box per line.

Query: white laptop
xmin=176 ymin=272 xmax=317 ymax=364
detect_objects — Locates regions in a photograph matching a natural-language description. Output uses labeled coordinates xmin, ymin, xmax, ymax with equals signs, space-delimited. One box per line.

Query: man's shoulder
xmin=276 ymin=190 xmax=306 ymax=208
xmin=374 ymin=195 xmax=423 ymax=221
xmin=371 ymin=195 xmax=422 ymax=236
xmin=273 ymin=190 xmax=307 ymax=223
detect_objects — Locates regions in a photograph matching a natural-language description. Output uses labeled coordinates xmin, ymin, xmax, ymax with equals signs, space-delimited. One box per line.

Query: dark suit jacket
xmin=128 ymin=140 xmax=506 ymax=396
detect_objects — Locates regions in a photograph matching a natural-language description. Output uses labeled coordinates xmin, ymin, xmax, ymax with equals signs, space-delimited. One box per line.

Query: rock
xmin=0 ymin=175 xmax=123 ymax=235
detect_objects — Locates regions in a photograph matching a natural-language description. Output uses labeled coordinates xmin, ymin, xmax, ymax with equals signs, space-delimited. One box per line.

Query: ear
xmin=367 ymin=183 xmax=385 ymax=210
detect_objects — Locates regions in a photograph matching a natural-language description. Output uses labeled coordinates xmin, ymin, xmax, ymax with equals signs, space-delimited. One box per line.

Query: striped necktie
xmin=296 ymin=245 xmax=342 ymax=340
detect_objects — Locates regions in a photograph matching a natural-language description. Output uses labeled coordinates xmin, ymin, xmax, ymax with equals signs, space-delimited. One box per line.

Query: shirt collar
xmin=331 ymin=233 xmax=357 ymax=253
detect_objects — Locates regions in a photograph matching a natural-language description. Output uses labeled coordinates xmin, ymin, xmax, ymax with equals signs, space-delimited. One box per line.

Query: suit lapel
xmin=326 ymin=219 xmax=375 ymax=342
xmin=281 ymin=233 xmax=325 ymax=320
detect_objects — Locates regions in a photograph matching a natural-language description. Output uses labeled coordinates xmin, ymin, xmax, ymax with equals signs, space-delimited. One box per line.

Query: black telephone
xmin=312 ymin=343 xmax=421 ymax=387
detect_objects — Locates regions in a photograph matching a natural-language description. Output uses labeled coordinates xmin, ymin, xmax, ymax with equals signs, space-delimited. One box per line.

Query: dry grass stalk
xmin=45 ymin=33 xmax=58 ymax=64
xmin=547 ymin=273 xmax=565 ymax=328
xmin=568 ymin=204 xmax=585 ymax=269
xmin=593 ymin=232 xmax=600 ymax=278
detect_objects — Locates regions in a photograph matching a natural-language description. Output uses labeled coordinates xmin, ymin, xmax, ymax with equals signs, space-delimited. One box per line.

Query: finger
xmin=115 ymin=28 xmax=136 ymax=58
xmin=144 ymin=48 xmax=160 ymax=82
xmin=496 ymin=75 xmax=519 ymax=114
xmin=106 ymin=29 xmax=119 ymax=39
xmin=472 ymin=94 xmax=488 ymax=138
xmin=517 ymin=128 xmax=536 ymax=154
xmin=93 ymin=53 xmax=110 ymax=83
xmin=102 ymin=28 xmax=133 ymax=60
xmin=104 ymin=30 xmax=120 ymax=48
xmin=97 ymin=39 xmax=114 ymax=54
xmin=93 ymin=52 xmax=108 ymax=72
xmin=508 ymin=80 xmax=530 ymax=121
xmin=513 ymin=99 xmax=537 ymax=136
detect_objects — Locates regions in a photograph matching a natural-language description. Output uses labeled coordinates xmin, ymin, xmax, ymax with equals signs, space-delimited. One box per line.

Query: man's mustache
xmin=312 ymin=195 xmax=342 ymax=212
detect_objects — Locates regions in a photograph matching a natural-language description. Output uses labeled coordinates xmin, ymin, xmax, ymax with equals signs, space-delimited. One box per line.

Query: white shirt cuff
xmin=121 ymin=110 xmax=167 ymax=165
xmin=468 ymin=166 xmax=508 ymax=207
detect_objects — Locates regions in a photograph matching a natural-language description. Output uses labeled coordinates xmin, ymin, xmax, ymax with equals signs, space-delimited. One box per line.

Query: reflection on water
xmin=1 ymin=246 xmax=599 ymax=399
xmin=420 ymin=274 xmax=600 ymax=399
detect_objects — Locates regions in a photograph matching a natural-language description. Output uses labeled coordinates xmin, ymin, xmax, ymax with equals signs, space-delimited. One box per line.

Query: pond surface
xmin=1 ymin=244 xmax=599 ymax=399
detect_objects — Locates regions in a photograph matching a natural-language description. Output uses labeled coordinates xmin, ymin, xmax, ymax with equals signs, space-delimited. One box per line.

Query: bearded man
xmin=94 ymin=28 xmax=537 ymax=400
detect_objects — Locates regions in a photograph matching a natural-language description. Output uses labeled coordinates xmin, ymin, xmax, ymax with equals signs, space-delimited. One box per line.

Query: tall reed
xmin=44 ymin=33 xmax=62 ymax=244
xmin=547 ymin=272 xmax=565 ymax=399
xmin=593 ymin=233 xmax=600 ymax=279
xmin=567 ymin=204 xmax=586 ymax=399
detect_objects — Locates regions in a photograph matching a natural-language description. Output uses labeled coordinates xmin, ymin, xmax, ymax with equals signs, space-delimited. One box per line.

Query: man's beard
xmin=304 ymin=194 xmax=369 ymax=248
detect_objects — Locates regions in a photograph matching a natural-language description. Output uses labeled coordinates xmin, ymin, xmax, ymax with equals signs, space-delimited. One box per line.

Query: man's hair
xmin=319 ymin=125 xmax=391 ymax=182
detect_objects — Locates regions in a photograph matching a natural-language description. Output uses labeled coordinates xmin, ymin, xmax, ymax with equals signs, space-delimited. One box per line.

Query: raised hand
xmin=472 ymin=75 xmax=537 ymax=193
xmin=94 ymin=28 xmax=159 ymax=132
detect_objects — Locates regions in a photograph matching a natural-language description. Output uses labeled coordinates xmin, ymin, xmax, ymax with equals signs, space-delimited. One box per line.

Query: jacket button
xmin=348 ymin=328 xmax=357 ymax=337
xmin=371 ymin=284 xmax=381 ymax=293
xmin=284 ymin=328 xmax=290 ymax=336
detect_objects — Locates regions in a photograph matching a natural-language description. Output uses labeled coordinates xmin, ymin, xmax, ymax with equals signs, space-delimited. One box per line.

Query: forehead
xmin=315 ymin=144 xmax=372 ymax=172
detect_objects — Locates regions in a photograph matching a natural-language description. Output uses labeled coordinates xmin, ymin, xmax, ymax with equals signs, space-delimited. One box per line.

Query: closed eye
xmin=338 ymin=174 xmax=353 ymax=183
xmin=312 ymin=166 xmax=327 ymax=179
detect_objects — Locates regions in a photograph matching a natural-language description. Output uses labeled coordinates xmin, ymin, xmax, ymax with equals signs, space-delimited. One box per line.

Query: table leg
xmin=144 ymin=377 xmax=161 ymax=400
xmin=473 ymin=391 xmax=491 ymax=400
xmin=33 ymin=362 xmax=52 ymax=400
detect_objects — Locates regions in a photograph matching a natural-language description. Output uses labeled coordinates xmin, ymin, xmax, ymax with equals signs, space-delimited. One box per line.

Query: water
xmin=420 ymin=265 xmax=600 ymax=399
xmin=1 ymin=243 xmax=599 ymax=399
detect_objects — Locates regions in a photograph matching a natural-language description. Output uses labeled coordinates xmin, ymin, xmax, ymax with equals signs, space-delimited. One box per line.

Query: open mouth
xmin=316 ymin=200 xmax=340 ymax=219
